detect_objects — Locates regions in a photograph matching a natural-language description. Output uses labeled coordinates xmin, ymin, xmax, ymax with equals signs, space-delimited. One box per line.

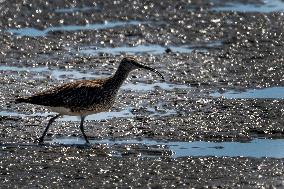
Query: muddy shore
xmin=0 ymin=0 xmax=284 ymax=188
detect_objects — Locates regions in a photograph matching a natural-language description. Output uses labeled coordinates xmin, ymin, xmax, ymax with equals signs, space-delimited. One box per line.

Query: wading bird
xmin=16 ymin=57 xmax=164 ymax=144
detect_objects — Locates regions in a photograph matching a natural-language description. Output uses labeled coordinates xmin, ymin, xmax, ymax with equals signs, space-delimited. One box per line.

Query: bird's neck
xmin=108 ymin=65 xmax=132 ymax=88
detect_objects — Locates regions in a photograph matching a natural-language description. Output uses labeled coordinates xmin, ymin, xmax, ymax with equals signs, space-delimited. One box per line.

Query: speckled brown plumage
xmin=17 ymin=79 xmax=114 ymax=114
xmin=16 ymin=57 xmax=164 ymax=144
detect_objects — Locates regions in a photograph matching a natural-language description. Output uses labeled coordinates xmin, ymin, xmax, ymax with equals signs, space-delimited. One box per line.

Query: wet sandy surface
xmin=0 ymin=0 xmax=284 ymax=188
xmin=0 ymin=145 xmax=283 ymax=188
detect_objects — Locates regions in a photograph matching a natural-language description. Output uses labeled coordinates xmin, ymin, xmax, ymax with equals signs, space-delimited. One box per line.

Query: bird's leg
xmin=80 ymin=116 xmax=90 ymax=144
xmin=37 ymin=114 xmax=61 ymax=144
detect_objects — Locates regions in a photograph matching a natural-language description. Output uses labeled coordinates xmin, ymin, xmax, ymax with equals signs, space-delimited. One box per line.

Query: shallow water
xmin=121 ymin=82 xmax=190 ymax=91
xmin=55 ymin=6 xmax=101 ymax=13
xmin=79 ymin=41 xmax=222 ymax=56
xmin=0 ymin=111 xmax=54 ymax=117
xmin=0 ymin=66 xmax=47 ymax=72
xmin=49 ymin=137 xmax=284 ymax=158
xmin=79 ymin=45 xmax=194 ymax=55
xmin=7 ymin=21 xmax=142 ymax=37
xmin=211 ymin=87 xmax=284 ymax=99
xmin=60 ymin=108 xmax=176 ymax=121
xmin=211 ymin=0 xmax=284 ymax=12
xmin=0 ymin=65 xmax=100 ymax=80
xmin=80 ymin=107 xmax=175 ymax=121
xmin=0 ymin=107 xmax=176 ymax=121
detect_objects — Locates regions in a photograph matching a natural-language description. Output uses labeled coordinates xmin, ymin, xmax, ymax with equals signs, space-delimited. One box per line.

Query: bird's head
xmin=119 ymin=57 xmax=164 ymax=80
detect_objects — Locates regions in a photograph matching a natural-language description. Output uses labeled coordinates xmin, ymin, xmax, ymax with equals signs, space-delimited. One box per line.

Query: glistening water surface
xmin=49 ymin=137 xmax=284 ymax=158
xmin=7 ymin=21 xmax=142 ymax=37
xmin=0 ymin=65 xmax=101 ymax=80
xmin=79 ymin=41 xmax=222 ymax=55
xmin=121 ymin=82 xmax=190 ymax=91
xmin=211 ymin=0 xmax=284 ymax=12
xmin=211 ymin=87 xmax=284 ymax=99
xmin=55 ymin=6 xmax=101 ymax=13
xmin=0 ymin=107 xmax=176 ymax=121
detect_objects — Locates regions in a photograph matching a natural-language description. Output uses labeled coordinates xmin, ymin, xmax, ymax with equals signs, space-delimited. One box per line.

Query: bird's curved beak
xmin=137 ymin=63 xmax=165 ymax=81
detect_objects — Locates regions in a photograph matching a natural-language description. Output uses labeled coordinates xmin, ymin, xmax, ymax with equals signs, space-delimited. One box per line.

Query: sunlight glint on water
xmin=49 ymin=137 xmax=284 ymax=158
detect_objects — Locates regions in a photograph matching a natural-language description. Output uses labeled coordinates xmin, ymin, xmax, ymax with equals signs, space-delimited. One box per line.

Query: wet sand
xmin=0 ymin=0 xmax=284 ymax=188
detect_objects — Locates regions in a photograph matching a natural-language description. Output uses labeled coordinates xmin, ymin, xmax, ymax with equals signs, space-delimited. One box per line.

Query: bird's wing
xmin=17 ymin=80 xmax=106 ymax=108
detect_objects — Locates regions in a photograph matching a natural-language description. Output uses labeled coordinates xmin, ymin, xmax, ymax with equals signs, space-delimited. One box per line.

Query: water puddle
xmin=62 ymin=107 xmax=176 ymax=121
xmin=0 ymin=66 xmax=102 ymax=80
xmin=0 ymin=111 xmax=53 ymax=117
xmin=49 ymin=137 xmax=284 ymax=158
xmin=121 ymin=82 xmax=190 ymax=91
xmin=0 ymin=66 xmax=47 ymax=72
xmin=211 ymin=0 xmax=284 ymax=13
xmin=55 ymin=6 xmax=101 ymax=13
xmin=211 ymin=87 xmax=284 ymax=99
xmin=7 ymin=21 xmax=142 ymax=37
xmin=0 ymin=107 xmax=176 ymax=121
xmin=79 ymin=45 xmax=193 ymax=55
xmin=79 ymin=41 xmax=222 ymax=56
xmin=59 ymin=108 xmax=134 ymax=121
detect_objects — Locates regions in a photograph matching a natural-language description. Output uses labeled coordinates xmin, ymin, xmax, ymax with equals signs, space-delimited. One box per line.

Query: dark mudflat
xmin=0 ymin=0 xmax=283 ymax=188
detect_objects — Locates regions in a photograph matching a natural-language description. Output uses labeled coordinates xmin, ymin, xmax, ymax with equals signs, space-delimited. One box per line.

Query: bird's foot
xmin=34 ymin=137 xmax=44 ymax=144
xmin=83 ymin=135 xmax=90 ymax=145
xmin=82 ymin=138 xmax=92 ymax=148
xmin=85 ymin=140 xmax=91 ymax=145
